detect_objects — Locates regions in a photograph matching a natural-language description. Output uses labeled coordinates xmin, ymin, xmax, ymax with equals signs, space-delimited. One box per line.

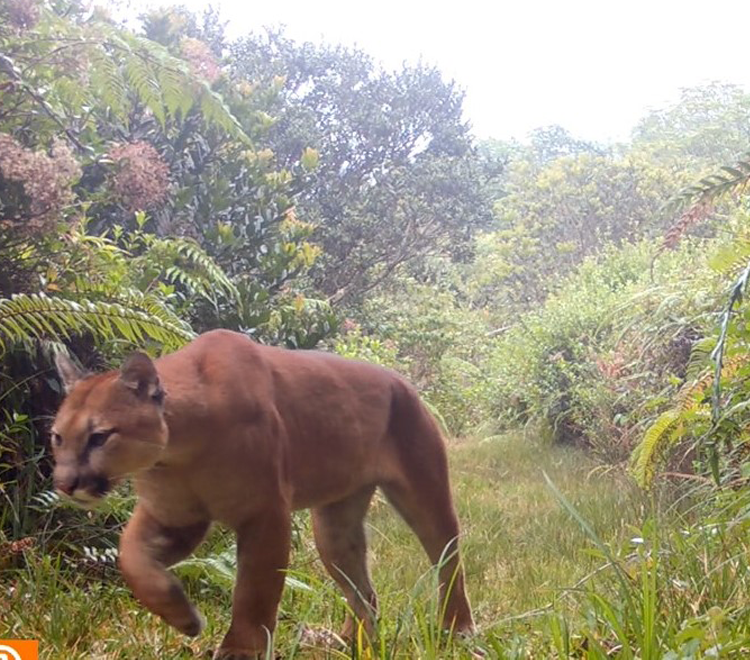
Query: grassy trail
xmin=2 ymin=432 xmax=645 ymax=658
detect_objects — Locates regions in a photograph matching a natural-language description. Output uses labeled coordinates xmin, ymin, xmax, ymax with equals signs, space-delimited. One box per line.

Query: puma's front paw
xmin=212 ymin=649 xmax=264 ymax=660
xmin=173 ymin=604 xmax=205 ymax=637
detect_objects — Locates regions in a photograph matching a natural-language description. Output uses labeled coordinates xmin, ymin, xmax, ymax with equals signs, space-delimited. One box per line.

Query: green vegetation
xmin=5 ymin=434 xmax=750 ymax=658
xmin=3 ymin=0 xmax=750 ymax=657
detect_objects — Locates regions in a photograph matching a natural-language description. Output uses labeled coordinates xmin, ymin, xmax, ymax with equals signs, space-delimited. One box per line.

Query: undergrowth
xmin=4 ymin=431 xmax=748 ymax=658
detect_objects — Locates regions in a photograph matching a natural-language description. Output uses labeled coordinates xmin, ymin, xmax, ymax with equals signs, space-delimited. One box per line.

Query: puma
xmin=50 ymin=329 xmax=473 ymax=659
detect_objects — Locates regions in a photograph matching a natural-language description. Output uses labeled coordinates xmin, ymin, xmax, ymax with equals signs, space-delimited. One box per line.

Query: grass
xmin=2 ymin=430 xmax=749 ymax=658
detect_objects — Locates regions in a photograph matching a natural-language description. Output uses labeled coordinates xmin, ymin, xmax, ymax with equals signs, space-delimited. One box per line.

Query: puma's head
xmin=50 ymin=352 xmax=168 ymax=507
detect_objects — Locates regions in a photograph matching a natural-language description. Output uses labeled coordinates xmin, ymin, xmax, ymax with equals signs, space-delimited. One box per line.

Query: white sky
xmin=161 ymin=0 xmax=750 ymax=143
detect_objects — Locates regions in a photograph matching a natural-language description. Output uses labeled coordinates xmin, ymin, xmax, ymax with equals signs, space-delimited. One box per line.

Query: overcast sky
xmin=155 ymin=0 xmax=750 ymax=144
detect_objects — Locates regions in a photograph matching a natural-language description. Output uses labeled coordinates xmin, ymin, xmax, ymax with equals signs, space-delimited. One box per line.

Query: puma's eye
xmin=51 ymin=432 xmax=62 ymax=447
xmin=88 ymin=429 xmax=115 ymax=448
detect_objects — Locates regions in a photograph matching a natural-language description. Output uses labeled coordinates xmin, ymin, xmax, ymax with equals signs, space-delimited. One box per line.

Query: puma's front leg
xmin=214 ymin=508 xmax=292 ymax=660
xmin=119 ymin=504 xmax=209 ymax=636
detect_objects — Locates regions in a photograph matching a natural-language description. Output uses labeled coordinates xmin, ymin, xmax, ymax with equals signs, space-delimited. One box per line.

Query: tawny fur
xmin=50 ymin=329 xmax=473 ymax=659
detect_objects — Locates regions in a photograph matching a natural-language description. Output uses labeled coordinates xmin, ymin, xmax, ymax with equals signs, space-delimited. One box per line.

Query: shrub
xmin=487 ymin=238 xmax=719 ymax=462
xmin=334 ymin=279 xmax=494 ymax=436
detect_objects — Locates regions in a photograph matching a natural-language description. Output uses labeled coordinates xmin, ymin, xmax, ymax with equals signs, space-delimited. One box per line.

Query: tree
xmin=1 ymin=2 xmax=334 ymax=345
xmin=525 ymin=125 xmax=604 ymax=167
xmin=486 ymin=152 xmax=677 ymax=306
xmin=0 ymin=0 xmax=335 ymax=543
xmin=632 ymin=82 xmax=750 ymax=167
xmin=230 ymin=30 xmax=495 ymax=304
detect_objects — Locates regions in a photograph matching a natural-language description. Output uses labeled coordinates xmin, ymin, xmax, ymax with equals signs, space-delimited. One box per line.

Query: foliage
xmin=230 ymin=29 xmax=496 ymax=303
xmin=0 ymin=293 xmax=192 ymax=354
xmin=0 ymin=0 xmax=333 ymax=549
xmin=634 ymin=211 xmax=750 ymax=487
xmin=632 ymin=82 xmax=750 ymax=166
xmin=487 ymin=239 xmax=718 ymax=461
xmin=0 ymin=0 xmax=329 ymax=337
xmin=542 ymin=475 xmax=750 ymax=659
xmin=8 ymin=433 xmax=750 ymax=658
xmin=4 ymin=3 xmax=750 ymax=657
xmin=489 ymin=152 xmax=679 ymax=306
xmin=0 ymin=1 xmax=247 ymax=147
xmin=333 ymin=277 xmax=494 ymax=436
xmin=659 ymin=154 xmax=750 ymax=253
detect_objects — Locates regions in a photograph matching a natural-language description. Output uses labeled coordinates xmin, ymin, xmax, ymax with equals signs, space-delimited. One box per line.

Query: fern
xmin=120 ymin=32 xmax=250 ymax=143
xmin=0 ymin=293 xmax=194 ymax=355
xmin=683 ymin=336 xmax=715 ymax=382
xmin=661 ymin=153 xmax=750 ymax=251
xmin=123 ymin=54 xmax=166 ymax=127
xmin=158 ymin=64 xmax=194 ymax=118
xmin=170 ymin=240 xmax=240 ymax=301
xmin=176 ymin=548 xmax=237 ymax=588
xmin=65 ymin=283 xmax=190 ymax=333
xmin=140 ymin=237 xmax=240 ymax=303
xmin=632 ymin=409 xmax=684 ymax=488
xmin=89 ymin=45 xmax=129 ymax=123
xmin=6 ymin=10 xmax=252 ymax=144
xmin=667 ymin=155 xmax=750 ymax=214
xmin=708 ymin=234 xmax=750 ymax=275
xmin=176 ymin=545 xmax=312 ymax=593
xmin=198 ymin=82 xmax=251 ymax=145
xmin=633 ymin=349 xmax=750 ymax=488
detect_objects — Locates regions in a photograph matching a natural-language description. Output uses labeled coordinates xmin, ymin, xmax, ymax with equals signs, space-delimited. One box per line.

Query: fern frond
xmin=708 ymin=236 xmax=750 ymax=275
xmin=141 ymin=238 xmax=240 ymax=303
xmin=668 ymin=154 xmax=750 ymax=214
xmin=679 ymin=354 xmax=750 ymax=411
xmin=172 ymin=240 xmax=240 ymax=301
xmin=684 ymin=336 xmax=716 ymax=382
xmin=158 ymin=64 xmax=193 ymax=118
xmin=89 ymin=25 xmax=246 ymax=140
xmin=176 ymin=548 xmax=236 ymax=587
xmin=660 ymin=153 xmax=750 ymax=251
xmin=0 ymin=294 xmax=194 ymax=355
xmin=66 ymin=282 xmax=189 ymax=332
xmin=634 ymin=350 xmax=750 ymax=488
xmin=89 ymin=45 xmax=128 ymax=123
xmin=123 ymin=54 xmax=165 ymax=127
xmin=198 ymin=82 xmax=251 ymax=145
xmin=123 ymin=33 xmax=248 ymax=142
xmin=632 ymin=409 xmax=682 ymax=488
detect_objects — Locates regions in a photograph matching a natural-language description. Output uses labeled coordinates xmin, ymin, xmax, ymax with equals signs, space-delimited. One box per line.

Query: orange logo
xmin=0 ymin=641 xmax=38 ymax=660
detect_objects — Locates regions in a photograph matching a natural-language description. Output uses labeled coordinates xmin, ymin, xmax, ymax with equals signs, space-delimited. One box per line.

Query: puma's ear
xmin=55 ymin=352 xmax=87 ymax=393
xmin=120 ymin=352 xmax=165 ymax=403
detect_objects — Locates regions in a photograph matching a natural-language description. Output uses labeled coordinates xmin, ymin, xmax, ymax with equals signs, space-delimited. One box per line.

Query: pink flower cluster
xmin=4 ymin=0 xmax=40 ymax=30
xmin=0 ymin=133 xmax=81 ymax=237
xmin=180 ymin=37 xmax=222 ymax=85
xmin=109 ymin=141 xmax=170 ymax=212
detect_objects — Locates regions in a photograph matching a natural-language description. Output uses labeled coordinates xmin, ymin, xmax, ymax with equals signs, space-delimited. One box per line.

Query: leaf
xmin=199 ymin=83 xmax=251 ymax=145
xmin=0 ymin=294 xmax=194 ymax=355
xmin=123 ymin=54 xmax=165 ymax=127
xmin=631 ymin=409 xmax=681 ymax=488
xmin=89 ymin=45 xmax=128 ymax=123
xmin=300 ymin=147 xmax=320 ymax=172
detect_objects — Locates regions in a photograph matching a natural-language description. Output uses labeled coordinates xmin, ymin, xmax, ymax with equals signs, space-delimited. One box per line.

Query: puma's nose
xmin=54 ymin=471 xmax=80 ymax=495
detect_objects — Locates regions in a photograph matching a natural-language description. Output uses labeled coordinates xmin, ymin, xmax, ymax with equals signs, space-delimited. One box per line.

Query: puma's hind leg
xmin=311 ymin=485 xmax=378 ymax=642
xmin=381 ymin=476 xmax=473 ymax=634
xmin=380 ymin=400 xmax=474 ymax=636
xmin=119 ymin=505 xmax=210 ymax=636
xmin=383 ymin=382 xmax=473 ymax=633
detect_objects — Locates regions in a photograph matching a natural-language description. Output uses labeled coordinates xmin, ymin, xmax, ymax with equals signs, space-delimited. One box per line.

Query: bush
xmin=333 ymin=279 xmax=494 ymax=436
xmin=487 ymin=238 xmax=720 ymax=462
